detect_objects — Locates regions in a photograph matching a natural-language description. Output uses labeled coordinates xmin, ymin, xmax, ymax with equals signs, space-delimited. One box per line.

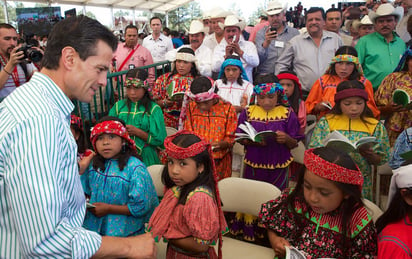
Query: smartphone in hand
xmin=270 ymin=27 xmax=277 ymax=33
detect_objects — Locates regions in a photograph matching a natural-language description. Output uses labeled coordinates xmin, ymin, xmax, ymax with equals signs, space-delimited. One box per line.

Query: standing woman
xmin=375 ymin=49 xmax=412 ymax=145
xmin=109 ymin=68 xmax=166 ymax=166
xmin=152 ymin=47 xmax=200 ymax=128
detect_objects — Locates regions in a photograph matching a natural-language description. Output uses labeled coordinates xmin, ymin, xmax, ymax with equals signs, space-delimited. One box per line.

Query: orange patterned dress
xmin=183 ymin=99 xmax=237 ymax=180
xmin=153 ymin=73 xmax=194 ymax=128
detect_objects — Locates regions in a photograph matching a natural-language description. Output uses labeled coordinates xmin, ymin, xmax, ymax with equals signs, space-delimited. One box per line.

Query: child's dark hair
xmin=286 ymin=147 xmax=363 ymax=257
xmin=71 ymin=120 xmax=88 ymax=154
xmin=328 ymin=46 xmax=361 ymax=80
xmin=92 ymin=116 xmax=140 ymax=171
xmin=278 ymin=70 xmax=301 ymax=114
xmin=330 ymin=80 xmax=374 ymax=123
xmin=253 ymin=73 xmax=279 ymax=85
xmin=222 ymin=55 xmax=243 ymax=85
xmin=190 ymin=76 xmax=218 ymax=94
xmin=124 ymin=68 xmax=152 ymax=115
xmin=168 ymin=47 xmax=199 ymax=79
xmin=161 ymin=133 xmax=217 ymax=205
xmin=375 ymin=189 xmax=412 ymax=233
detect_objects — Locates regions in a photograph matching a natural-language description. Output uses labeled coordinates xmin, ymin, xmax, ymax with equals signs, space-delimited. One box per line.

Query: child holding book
xmin=309 ymin=80 xmax=390 ymax=200
xmin=305 ymin=46 xmax=379 ymax=120
xmin=81 ymin=117 xmax=159 ymax=237
xmin=259 ymin=147 xmax=377 ymax=258
xmin=231 ymin=80 xmax=301 ymax=241
xmin=182 ymin=76 xmax=237 ymax=180
xmin=215 ymin=55 xmax=253 ymax=114
xmin=147 ymin=131 xmax=227 ymax=258
xmin=376 ymin=164 xmax=412 ymax=258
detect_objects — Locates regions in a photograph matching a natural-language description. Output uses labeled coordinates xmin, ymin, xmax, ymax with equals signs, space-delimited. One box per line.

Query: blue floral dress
xmin=81 ymin=156 xmax=159 ymax=236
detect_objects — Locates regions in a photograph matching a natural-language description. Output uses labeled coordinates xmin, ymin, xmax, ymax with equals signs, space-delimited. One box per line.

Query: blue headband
xmin=218 ymin=58 xmax=249 ymax=81
xmin=394 ymin=47 xmax=412 ymax=72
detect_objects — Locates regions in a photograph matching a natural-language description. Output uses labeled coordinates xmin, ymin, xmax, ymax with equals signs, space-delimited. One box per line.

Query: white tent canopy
xmin=9 ymin=0 xmax=193 ymax=13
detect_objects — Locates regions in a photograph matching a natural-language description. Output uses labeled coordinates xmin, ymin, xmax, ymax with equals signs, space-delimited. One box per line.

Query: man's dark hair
xmin=326 ymin=7 xmax=342 ymax=18
xmin=0 ymin=23 xmax=16 ymax=31
xmin=41 ymin=15 xmax=118 ymax=70
xmin=124 ymin=24 xmax=138 ymax=34
xmin=305 ymin=7 xmax=326 ymax=21
xmin=150 ymin=16 xmax=162 ymax=24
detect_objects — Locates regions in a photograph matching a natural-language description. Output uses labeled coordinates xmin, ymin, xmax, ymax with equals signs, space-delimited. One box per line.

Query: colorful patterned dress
xmin=183 ymin=99 xmax=237 ymax=180
xmin=109 ymin=100 xmax=166 ymax=166
xmin=375 ymin=71 xmax=412 ymax=145
xmin=153 ymin=73 xmax=194 ymax=128
xmin=259 ymin=190 xmax=377 ymax=259
xmin=309 ymin=114 xmax=390 ymax=200
xmin=81 ymin=156 xmax=159 ymax=236
xmin=147 ymin=186 xmax=228 ymax=259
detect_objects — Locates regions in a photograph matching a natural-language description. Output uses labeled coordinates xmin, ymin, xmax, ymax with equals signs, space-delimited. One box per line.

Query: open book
xmin=167 ymin=78 xmax=190 ymax=101
xmin=235 ymin=121 xmax=277 ymax=142
xmin=321 ymin=101 xmax=333 ymax=110
xmin=323 ymin=131 xmax=377 ymax=153
xmin=393 ymin=89 xmax=412 ymax=109
xmin=285 ymin=246 xmax=306 ymax=259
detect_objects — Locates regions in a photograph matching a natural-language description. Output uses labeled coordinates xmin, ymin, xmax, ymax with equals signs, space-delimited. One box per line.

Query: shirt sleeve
xmin=223 ymin=103 xmax=238 ymax=145
xmin=255 ymin=27 xmax=269 ymax=61
xmin=275 ymin=40 xmax=294 ymax=75
xmin=212 ymin=45 xmax=225 ymax=73
xmin=389 ymin=129 xmax=409 ymax=169
xmin=240 ymin=41 xmax=259 ymax=68
xmin=4 ymin=115 xmax=101 ymax=258
xmin=372 ymin=121 xmax=391 ymax=166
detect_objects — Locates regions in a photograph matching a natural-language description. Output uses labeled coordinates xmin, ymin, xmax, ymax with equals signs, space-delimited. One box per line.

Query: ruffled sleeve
xmin=127 ymin=162 xmax=159 ymax=219
xmin=259 ymin=190 xmax=290 ymax=230
xmin=183 ymin=189 xmax=224 ymax=245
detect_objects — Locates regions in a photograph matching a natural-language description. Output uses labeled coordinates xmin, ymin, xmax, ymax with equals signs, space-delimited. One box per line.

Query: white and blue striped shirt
xmin=0 ymin=72 xmax=101 ymax=258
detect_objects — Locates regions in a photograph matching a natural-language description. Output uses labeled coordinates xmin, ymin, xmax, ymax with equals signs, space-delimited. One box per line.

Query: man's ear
xmin=61 ymin=46 xmax=77 ymax=70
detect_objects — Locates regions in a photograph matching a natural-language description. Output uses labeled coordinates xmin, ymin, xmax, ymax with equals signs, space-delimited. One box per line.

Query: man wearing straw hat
xmin=211 ymin=15 xmax=259 ymax=82
xmin=203 ymin=8 xmax=233 ymax=51
xmin=255 ymin=0 xmax=299 ymax=75
xmin=356 ymin=3 xmax=406 ymax=91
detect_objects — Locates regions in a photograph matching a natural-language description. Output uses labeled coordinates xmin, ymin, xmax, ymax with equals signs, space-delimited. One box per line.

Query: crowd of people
xmin=0 ymin=0 xmax=412 ymax=258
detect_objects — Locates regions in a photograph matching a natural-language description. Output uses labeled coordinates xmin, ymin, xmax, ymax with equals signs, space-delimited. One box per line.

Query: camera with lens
xmin=17 ymin=44 xmax=43 ymax=63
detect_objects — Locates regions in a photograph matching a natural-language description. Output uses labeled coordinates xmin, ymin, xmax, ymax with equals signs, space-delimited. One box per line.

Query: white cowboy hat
xmin=220 ymin=15 xmax=246 ymax=31
xmin=188 ymin=20 xmax=207 ymax=34
xmin=208 ymin=7 xmax=233 ymax=19
xmin=354 ymin=15 xmax=373 ymax=30
xmin=265 ymin=0 xmax=286 ymax=16
xmin=368 ymin=3 xmax=403 ymax=24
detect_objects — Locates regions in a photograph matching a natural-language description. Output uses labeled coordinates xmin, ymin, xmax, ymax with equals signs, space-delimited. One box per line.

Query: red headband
xmin=334 ymin=88 xmax=368 ymax=102
xmin=90 ymin=120 xmax=137 ymax=152
xmin=164 ymin=130 xmax=210 ymax=160
xmin=277 ymin=73 xmax=302 ymax=98
xmin=304 ymin=148 xmax=364 ymax=187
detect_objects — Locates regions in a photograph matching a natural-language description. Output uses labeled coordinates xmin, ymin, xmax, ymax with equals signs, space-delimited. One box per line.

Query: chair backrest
xmin=147 ymin=164 xmax=165 ymax=197
xmin=218 ymin=178 xmax=281 ymax=216
xmin=290 ymin=141 xmax=305 ymax=165
xmin=363 ymin=198 xmax=383 ymax=223
xmin=166 ymin=126 xmax=178 ymax=136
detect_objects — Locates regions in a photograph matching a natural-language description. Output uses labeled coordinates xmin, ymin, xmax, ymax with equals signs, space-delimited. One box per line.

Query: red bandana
xmin=90 ymin=120 xmax=136 ymax=152
xmin=277 ymin=73 xmax=302 ymax=98
xmin=164 ymin=130 xmax=210 ymax=159
xmin=70 ymin=115 xmax=83 ymax=130
xmin=334 ymin=88 xmax=368 ymax=102
xmin=304 ymin=148 xmax=364 ymax=187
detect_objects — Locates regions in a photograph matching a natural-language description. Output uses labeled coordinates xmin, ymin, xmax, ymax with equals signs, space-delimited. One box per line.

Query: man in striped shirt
xmin=0 ymin=16 xmax=156 ymax=258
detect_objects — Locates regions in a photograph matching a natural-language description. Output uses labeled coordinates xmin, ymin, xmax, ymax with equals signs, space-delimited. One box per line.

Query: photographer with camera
xmin=255 ymin=0 xmax=299 ymax=75
xmin=0 ymin=23 xmax=37 ymax=101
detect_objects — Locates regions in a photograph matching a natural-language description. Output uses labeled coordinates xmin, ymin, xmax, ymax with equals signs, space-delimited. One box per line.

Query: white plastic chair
xmin=232 ymin=142 xmax=246 ymax=178
xmin=217 ymin=178 xmax=280 ymax=258
xmin=290 ymin=141 xmax=306 ymax=165
xmin=374 ymin=163 xmax=393 ymax=208
xmin=147 ymin=164 xmax=165 ymax=197
xmin=363 ymin=198 xmax=383 ymax=223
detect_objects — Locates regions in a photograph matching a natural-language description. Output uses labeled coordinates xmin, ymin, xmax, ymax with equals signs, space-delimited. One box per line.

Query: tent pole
xmin=3 ymin=0 xmax=9 ymax=23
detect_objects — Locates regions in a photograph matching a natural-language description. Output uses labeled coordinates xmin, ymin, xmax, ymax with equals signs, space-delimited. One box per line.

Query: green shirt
xmin=109 ymin=99 xmax=166 ymax=166
xmin=355 ymin=31 xmax=406 ymax=90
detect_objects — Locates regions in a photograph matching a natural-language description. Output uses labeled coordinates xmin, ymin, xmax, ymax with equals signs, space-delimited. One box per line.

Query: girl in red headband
xmin=81 ymin=116 xmax=159 ymax=237
xmin=309 ymin=80 xmax=390 ymax=200
xmin=147 ymin=131 xmax=227 ymax=259
xmin=277 ymin=71 xmax=306 ymax=135
xmin=259 ymin=147 xmax=377 ymax=258
xmin=182 ymin=76 xmax=237 ymax=180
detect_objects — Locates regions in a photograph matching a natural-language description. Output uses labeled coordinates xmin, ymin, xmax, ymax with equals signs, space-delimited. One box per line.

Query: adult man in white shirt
xmin=142 ymin=16 xmax=174 ymax=74
xmin=203 ymin=8 xmax=232 ymax=52
xmin=212 ymin=15 xmax=259 ymax=82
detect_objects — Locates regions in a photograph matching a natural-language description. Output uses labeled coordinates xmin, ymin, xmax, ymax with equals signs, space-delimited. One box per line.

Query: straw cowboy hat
xmin=265 ymin=0 xmax=287 ymax=16
xmin=220 ymin=15 xmax=246 ymax=31
xmin=208 ymin=7 xmax=233 ymax=19
xmin=188 ymin=20 xmax=207 ymax=34
xmin=353 ymin=15 xmax=373 ymax=31
xmin=368 ymin=3 xmax=403 ymax=23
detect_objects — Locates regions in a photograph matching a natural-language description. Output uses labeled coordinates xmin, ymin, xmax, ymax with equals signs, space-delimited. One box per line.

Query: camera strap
xmin=0 ymin=54 xmax=21 ymax=87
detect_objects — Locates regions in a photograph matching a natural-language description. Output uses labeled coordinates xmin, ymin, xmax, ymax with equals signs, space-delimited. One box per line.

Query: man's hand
xmin=7 ymin=47 xmax=25 ymax=68
xmin=262 ymin=28 xmax=278 ymax=48
xmin=126 ymin=233 xmax=157 ymax=259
